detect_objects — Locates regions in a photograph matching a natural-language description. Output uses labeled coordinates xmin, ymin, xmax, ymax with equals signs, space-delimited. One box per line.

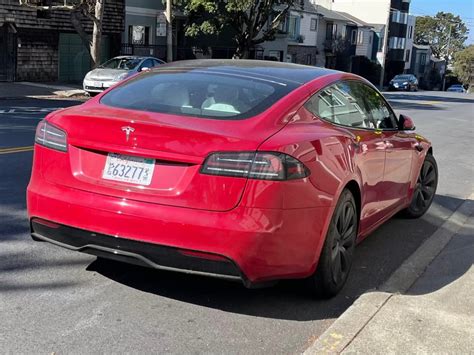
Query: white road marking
xmin=0 ymin=107 xmax=63 ymax=114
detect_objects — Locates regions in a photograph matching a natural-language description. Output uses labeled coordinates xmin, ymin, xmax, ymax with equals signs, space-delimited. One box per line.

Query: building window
xmin=310 ymin=18 xmax=317 ymax=31
xmin=420 ymin=53 xmax=427 ymax=64
xmin=357 ymin=31 xmax=364 ymax=44
xmin=389 ymin=36 xmax=406 ymax=49
xmin=391 ymin=10 xmax=408 ymax=24
xmin=408 ymin=25 xmax=413 ymax=39
xmin=326 ymin=23 xmax=337 ymax=40
xmin=405 ymin=49 xmax=410 ymax=62
xmin=128 ymin=26 xmax=150 ymax=45
xmin=351 ymin=30 xmax=357 ymax=45
xmin=306 ymin=54 xmax=312 ymax=65
xmin=288 ymin=15 xmax=300 ymax=40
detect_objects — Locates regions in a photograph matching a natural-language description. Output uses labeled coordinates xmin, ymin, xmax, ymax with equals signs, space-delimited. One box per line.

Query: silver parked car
xmin=447 ymin=84 xmax=466 ymax=93
xmin=83 ymin=56 xmax=165 ymax=95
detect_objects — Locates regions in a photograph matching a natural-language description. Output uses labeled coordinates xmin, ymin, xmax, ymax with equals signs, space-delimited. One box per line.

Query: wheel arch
xmin=344 ymin=180 xmax=361 ymax=225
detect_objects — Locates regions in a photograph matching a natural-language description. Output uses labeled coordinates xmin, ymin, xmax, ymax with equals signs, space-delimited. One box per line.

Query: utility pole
xmin=166 ymin=0 xmax=173 ymax=62
xmin=379 ymin=3 xmax=391 ymax=89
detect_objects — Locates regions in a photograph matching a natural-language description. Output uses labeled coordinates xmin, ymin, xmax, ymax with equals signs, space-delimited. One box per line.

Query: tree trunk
xmin=234 ymin=38 xmax=250 ymax=59
xmin=71 ymin=9 xmax=91 ymax=54
xmin=91 ymin=0 xmax=105 ymax=68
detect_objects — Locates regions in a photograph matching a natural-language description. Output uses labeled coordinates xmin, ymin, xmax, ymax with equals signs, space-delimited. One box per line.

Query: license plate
xmin=93 ymin=81 xmax=102 ymax=88
xmin=102 ymin=153 xmax=155 ymax=186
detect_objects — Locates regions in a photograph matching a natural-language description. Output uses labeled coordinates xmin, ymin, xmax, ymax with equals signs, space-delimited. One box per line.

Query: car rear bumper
xmin=27 ymin=177 xmax=331 ymax=285
xmin=31 ymin=218 xmax=243 ymax=283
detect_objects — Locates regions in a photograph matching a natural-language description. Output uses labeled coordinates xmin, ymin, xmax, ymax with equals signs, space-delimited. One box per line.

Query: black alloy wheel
xmin=308 ymin=189 xmax=358 ymax=298
xmin=404 ymin=154 xmax=438 ymax=218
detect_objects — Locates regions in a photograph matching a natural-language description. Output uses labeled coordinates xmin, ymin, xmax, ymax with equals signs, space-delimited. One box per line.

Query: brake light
xmin=200 ymin=152 xmax=309 ymax=181
xmin=35 ymin=120 xmax=67 ymax=152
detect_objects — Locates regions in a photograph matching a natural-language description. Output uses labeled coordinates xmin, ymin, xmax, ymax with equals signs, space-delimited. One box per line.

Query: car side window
xmin=140 ymin=59 xmax=153 ymax=70
xmin=356 ymin=83 xmax=399 ymax=130
xmin=305 ymin=82 xmax=375 ymax=129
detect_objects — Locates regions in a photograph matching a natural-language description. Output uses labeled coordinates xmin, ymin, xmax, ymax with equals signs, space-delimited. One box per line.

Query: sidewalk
xmin=0 ymin=82 xmax=85 ymax=100
xmin=306 ymin=197 xmax=474 ymax=354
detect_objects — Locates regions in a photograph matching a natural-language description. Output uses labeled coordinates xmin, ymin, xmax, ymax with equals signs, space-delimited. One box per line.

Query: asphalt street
xmin=1 ymin=92 xmax=473 ymax=353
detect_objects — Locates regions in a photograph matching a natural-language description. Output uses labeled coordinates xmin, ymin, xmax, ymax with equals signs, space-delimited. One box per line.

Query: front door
xmin=361 ymin=84 xmax=416 ymax=211
xmin=0 ymin=24 xmax=17 ymax=82
xmin=304 ymin=81 xmax=388 ymax=233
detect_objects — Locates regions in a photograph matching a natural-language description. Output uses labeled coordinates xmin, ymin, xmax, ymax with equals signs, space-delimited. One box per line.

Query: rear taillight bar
xmin=200 ymin=152 xmax=310 ymax=181
xmin=35 ymin=120 xmax=67 ymax=152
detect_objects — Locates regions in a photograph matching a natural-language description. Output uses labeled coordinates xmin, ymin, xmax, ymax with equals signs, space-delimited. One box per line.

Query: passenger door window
xmin=140 ymin=59 xmax=154 ymax=71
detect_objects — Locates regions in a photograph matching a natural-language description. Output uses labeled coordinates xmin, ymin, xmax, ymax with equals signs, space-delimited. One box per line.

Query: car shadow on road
xmin=383 ymin=93 xmax=474 ymax=104
xmin=388 ymin=101 xmax=445 ymax=111
xmin=86 ymin=193 xmax=467 ymax=321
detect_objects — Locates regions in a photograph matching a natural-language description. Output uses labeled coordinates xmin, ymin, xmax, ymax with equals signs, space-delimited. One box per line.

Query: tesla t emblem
xmin=121 ymin=126 xmax=135 ymax=142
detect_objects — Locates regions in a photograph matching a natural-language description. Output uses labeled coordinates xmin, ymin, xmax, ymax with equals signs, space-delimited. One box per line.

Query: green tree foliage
xmin=182 ymin=0 xmax=298 ymax=58
xmin=414 ymin=12 xmax=468 ymax=60
xmin=453 ymin=45 xmax=474 ymax=86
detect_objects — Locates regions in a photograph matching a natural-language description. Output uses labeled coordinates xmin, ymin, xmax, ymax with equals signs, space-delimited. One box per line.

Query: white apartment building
xmin=312 ymin=0 xmax=413 ymax=82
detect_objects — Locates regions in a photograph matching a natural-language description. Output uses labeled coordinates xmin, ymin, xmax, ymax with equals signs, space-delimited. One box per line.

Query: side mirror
xmin=140 ymin=67 xmax=150 ymax=72
xmin=399 ymin=114 xmax=416 ymax=130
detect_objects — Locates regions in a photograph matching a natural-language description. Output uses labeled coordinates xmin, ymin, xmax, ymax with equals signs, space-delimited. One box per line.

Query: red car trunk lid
xmin=43 ymin=104 xmax=284 ymax=211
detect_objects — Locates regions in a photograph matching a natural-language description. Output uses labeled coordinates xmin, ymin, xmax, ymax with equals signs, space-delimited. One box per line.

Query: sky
xmin=411 ymin=0 xmax=474 ymax=45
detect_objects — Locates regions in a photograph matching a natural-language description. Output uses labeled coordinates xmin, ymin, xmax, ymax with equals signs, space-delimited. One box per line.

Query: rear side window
xmin=305 ymin=81 xmax=398 ymax=130
xmin=305 ymin=82 xmax=374 ymax=129
xmin=100 ymin=71 xmax=295 ymax=120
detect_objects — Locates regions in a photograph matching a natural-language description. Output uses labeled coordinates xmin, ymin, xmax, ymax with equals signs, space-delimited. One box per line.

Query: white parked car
xmin=83 ymin=56 xmax=165 ymax=96
xmin=447 ymin=84 xmax=466 ymax=93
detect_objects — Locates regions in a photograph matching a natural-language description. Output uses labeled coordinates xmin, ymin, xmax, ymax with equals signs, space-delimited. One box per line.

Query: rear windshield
xmin=100 ymin=70 xmax=295 ymax=120
xmin=99 ymin=58 xmax=141 ymax=70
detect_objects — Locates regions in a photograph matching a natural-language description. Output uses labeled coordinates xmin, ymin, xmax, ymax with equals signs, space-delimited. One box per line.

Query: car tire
xmin=403 ymin=154 xmax=438 ymax=219
xmin=307 ymin=189 xmax=358 ymax=298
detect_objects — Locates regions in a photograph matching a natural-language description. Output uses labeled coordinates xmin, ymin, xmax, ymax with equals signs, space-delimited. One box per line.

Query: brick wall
xmin=16 ymin=29 xmax=58 ymax=81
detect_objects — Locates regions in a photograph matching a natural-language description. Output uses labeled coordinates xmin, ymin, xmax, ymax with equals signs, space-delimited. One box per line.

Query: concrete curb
xmin=304 ymin=192 xmax=474 ymax=354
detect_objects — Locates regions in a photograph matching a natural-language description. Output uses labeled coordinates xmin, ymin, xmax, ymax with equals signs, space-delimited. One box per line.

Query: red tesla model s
xmin=27 ymin=60 xmax=437 ymax=297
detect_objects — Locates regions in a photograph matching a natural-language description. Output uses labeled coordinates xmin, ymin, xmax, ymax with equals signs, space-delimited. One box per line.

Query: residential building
xmin=408 ymin=44 xmax=445 ymax=89
xmin=336 ymin=11 xmax=375 ymax=60
xmin=122 ymin=0 xmax=189 ymax=60
xmin=260 ymin=0 xmax=377 ymax=82
xmin=123 ymin=0 xmax=165 ymax=48
xmin=0 ymin=0 xmax=124 ymax=82
xmin=408 ymin=44 xmax=430 ymax=87
xmin=315 ymin=0 xmax=413 ymax=83
xmin=286 ymin=2 xmax=321 ymax=66
xmin=314 ymin=5 xmax=355 ymax=69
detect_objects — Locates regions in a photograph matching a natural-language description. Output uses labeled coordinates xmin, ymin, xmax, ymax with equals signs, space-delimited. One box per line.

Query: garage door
xmin=58 ymin=33 xmax=110 ymax=83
